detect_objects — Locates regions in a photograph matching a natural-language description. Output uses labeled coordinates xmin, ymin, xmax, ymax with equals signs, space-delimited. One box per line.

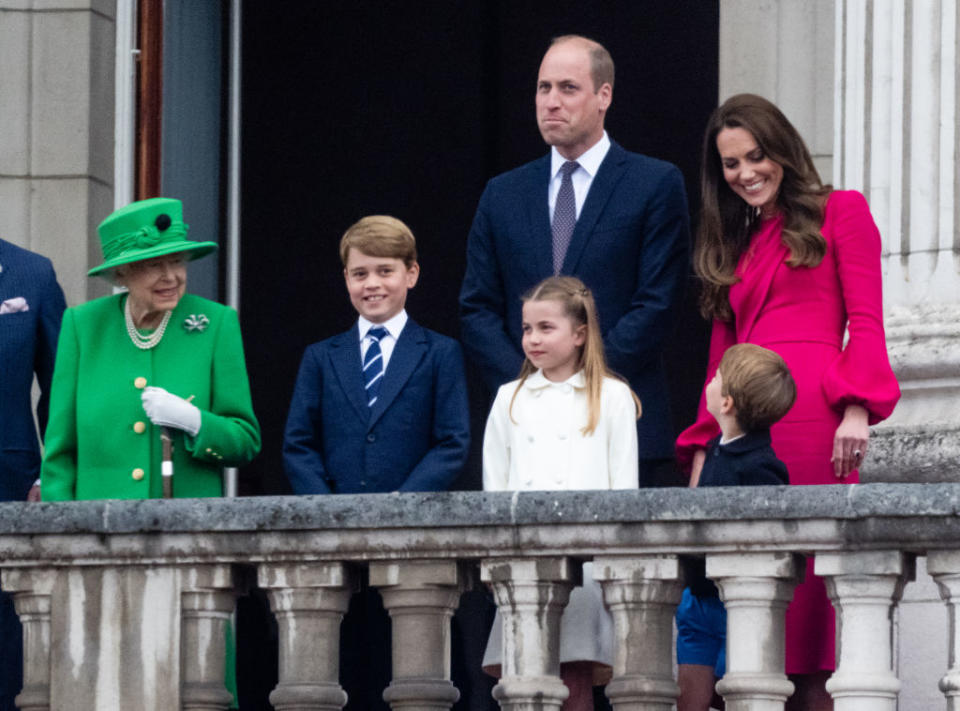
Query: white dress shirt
xmin=482 ymin=368 xmax=638 ymax=491
xmin=358 ymin=310 xmax=408 ymax=372
xmin=547 ymin=131 xmax=612 ymax=219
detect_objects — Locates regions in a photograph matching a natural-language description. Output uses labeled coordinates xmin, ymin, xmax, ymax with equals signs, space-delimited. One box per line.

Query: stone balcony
xmin=3 ymin=483 xmax=960 ymax=710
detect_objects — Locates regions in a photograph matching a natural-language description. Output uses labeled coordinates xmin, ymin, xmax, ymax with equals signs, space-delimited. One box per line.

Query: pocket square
xmin=0 ymin=297 xmax=29 ymax=314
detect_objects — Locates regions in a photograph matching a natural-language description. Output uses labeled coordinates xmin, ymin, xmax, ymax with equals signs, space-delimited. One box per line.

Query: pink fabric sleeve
xmin=821 ymin=191 xmax=901 ymax=423
xmin=675 ymin=317 xmax=735 ymax=472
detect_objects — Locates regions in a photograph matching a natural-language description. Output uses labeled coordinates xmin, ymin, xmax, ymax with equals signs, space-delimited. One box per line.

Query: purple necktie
xmin=552 ymin=161 xmax=579 ymax=274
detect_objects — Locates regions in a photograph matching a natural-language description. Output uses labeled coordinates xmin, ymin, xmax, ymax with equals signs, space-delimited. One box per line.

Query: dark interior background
xmin=237 ymin=0 xmax=719 ymax=496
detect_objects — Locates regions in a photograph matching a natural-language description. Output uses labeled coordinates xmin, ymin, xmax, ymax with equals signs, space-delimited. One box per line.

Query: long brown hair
xmin=509 ymin=276 xmax=641 ymax=435
xmin=696 ymin=93 xmax=832 ymax=320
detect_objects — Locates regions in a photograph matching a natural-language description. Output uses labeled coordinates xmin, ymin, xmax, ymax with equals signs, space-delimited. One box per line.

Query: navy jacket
xmin=699 ymin=429 xmax=788 ymax=487
xmin=283 ymin=319 xmax=470 ymax=494
xmin=687 ymin=429 xmax=788 ymax=597
xmin=459 ymin=141 xmax=689 ymax=461
xmin=0 ymin=239 xmax=66 ymax=501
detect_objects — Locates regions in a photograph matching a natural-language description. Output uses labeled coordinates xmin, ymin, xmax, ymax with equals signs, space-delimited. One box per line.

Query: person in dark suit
xmin=459 ymin=34 xmax=690 ymax=487
xmin=0 ymin=238 xmax=66 ymax=709
xmin=677 ymin=343 xmax=795 ymax=711
xmin=283 ymin=215 xmax=470 ymax=710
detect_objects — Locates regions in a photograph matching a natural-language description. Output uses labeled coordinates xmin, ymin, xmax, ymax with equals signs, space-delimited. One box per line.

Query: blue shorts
xmin=675 ymin=587 xmax=727 ymax=678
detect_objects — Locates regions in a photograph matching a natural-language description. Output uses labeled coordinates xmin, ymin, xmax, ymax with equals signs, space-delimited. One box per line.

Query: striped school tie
xmin=363 ymin=326 xmax=388 ymax=407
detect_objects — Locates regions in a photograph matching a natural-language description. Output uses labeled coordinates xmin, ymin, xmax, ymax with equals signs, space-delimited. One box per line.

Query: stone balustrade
xmin=3 ymin=483 xmax=960 ymax=709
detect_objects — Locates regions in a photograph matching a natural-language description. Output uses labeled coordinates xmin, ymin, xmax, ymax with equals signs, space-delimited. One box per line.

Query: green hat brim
xmin=88 ymin=240 xmax=218 ymax=277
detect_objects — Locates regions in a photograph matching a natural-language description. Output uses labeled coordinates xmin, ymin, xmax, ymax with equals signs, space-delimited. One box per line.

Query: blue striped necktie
xmin=363 ymin=326 xmax=388 ymax=407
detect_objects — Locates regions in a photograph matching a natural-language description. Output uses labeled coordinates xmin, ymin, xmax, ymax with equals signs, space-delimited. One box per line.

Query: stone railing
xmin=3 ymin=483 xmax=960 ymax=710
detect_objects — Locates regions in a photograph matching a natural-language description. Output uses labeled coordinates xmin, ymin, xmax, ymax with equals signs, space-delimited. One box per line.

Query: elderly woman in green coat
xmin=41 ymin=197 xmax=261 ymax=500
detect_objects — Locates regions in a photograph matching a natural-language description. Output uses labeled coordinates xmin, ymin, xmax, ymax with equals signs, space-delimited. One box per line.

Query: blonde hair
xmin=339 ymin=215 xmax=417 ymax=267
xmin=509 ymin=276 xmax=640 ymax=435
xmin=719 ymin=344 xmax=796 ymax=432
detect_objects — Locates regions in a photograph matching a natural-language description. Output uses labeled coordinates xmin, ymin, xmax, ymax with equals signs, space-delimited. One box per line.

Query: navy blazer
xmin=459 ymin=141 xmax=689 ymax=460
xmin=698 ymin=430 xmax=788 ymax=487
xmin=0 ymin=239 xmax=66 ymax=501
xmin=283 ymin=319 xmax=470 ymax=494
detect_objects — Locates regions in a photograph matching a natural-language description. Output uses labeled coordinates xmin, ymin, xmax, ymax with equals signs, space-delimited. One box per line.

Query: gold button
xmin=133 ymin=421 xmax=146 ymax=434
xmin=134 ymin=377 xmax=147 ymax=389
xmin=132 ymin=468 xmax=145 ymax=481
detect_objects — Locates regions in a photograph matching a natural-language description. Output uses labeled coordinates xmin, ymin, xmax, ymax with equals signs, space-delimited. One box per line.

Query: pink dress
xmin=677 ymin=190 xmax=901 ymax=674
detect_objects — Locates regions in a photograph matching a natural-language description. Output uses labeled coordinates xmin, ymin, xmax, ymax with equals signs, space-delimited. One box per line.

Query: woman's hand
xmin=689 ymin=449 xmax=706 ymax=488
xmin=142 ymin=387 xmax=201 ymax=436
xmin=832 ymin=404 xmax=869 ymax=479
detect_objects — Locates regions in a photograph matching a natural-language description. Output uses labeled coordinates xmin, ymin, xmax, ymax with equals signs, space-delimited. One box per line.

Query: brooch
xmin=183 ymin=314 xmax=209 ymax=332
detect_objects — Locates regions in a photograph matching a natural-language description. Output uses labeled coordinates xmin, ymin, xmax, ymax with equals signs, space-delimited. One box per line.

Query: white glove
xmin=141 ymin=386 xmax=202 ymax=437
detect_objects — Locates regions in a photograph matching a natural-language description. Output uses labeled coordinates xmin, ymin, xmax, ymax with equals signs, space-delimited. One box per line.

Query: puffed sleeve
xmin=184 ymin=307 xmax=261 ymax=466
xmin=820 ymin=191 xmax=900 ymax=423
xmin=482 ymin=384 xmax=513 ymax=492
xmin=675 ymin=317 xmax=735 ymax=472
xmin=40 ymin=308 xmax=79 ymax=501
xmin=605 ymin=379 xmax=639 ymax=489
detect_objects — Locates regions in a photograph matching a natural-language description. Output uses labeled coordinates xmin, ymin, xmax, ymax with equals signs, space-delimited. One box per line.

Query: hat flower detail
xmin=183 ymin=314 xmax=209 ymax=333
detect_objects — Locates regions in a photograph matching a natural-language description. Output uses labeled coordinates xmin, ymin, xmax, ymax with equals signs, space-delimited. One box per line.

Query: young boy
xmin=677 ymin=343 xmax=797 ymax=711
xmin=282 ymin=215 xmax=470 ymax=711
xmin=283 ymin=214 xmax=470 ymax=494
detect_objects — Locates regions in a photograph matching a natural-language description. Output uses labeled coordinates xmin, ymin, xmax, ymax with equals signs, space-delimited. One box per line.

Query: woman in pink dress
xmin=677 ymin=94 xmax=900 ymax=710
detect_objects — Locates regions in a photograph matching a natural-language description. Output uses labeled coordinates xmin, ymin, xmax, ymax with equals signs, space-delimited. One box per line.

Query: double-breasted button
xmin=134 ymin=377 xmax=147 ymax=389
xmin=367 ymin=434 xmax=376 ymax=443
xmin=132 ymin=468 xmax=145 ymax=481
xmin=557 ymin=432 xmax=567 ymax=440
xmin=133 ymin=421 xmax=146 ymax=434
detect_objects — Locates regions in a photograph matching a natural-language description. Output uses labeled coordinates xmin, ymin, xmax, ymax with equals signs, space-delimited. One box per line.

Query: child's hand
xmin=832 ymin=404 xmax=869 ymax=478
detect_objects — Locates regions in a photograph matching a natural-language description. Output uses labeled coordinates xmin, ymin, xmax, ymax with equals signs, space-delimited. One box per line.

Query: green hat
xmin=88 ymin=197 xmax=218 ymax=276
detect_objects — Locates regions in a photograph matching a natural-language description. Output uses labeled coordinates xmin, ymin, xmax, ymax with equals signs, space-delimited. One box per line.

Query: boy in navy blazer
xmin=283 ymin=215 xmax=470 ymax=494
xmin=677 ymin=343 xmax=796 ymax=711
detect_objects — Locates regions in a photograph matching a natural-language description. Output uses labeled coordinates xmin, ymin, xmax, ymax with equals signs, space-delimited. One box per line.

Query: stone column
xmin=711 ymin=552 xmax=801 ymax=711
xmin=479 ymin=557 xmax=576 ymax=711
xmin=836 ymin=0 xmax=960 ymax=482
xmin=0 ymin=0 xmax=116 ymax=305
xmin=815 ymin=551 xmax=914 ymax=711
xmin=591 ymin=555 xmax=683 ymax=711
xmin=1 ymin=568 xmax=57 ymax=711
xmin=369 ymin=560 xmax=463 ymax=711
xmin=180 ymin=565 xmax=236 ymax=711
xmin=924 ymin=551 xmax=960 ymax=710
xmin=258 ymin=562 xmax=355 ymax=711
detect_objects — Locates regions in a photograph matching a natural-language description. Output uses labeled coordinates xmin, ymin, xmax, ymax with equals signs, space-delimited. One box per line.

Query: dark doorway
xmin=239 ymin=0 xmax=719 ymax=497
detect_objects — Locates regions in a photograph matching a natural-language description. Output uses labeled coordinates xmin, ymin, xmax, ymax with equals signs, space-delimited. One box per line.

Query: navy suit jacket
xmin=698 ymin=430 xmax=788 ymax=487
xmin=283 ymin=319 xmax=470 ymax=494
xmin=459 ymin=141 xmax=689 ymax=460
xmin=0 ymin=239 xmax=66 ymax=501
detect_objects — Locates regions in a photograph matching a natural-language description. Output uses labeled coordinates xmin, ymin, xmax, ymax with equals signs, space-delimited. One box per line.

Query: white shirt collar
xmin=550 ymin=131 xmax=611 ymax=180
xmin=524 ymin=369 xmax=587 ymax=390
xmin=358 ymin=310 xmax=408 ymax=341
xmin=719 ymin=432 xmax=747 ymax=446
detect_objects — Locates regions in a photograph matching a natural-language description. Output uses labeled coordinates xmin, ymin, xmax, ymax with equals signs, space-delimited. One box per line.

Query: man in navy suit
xmin=283 ymin=215 xmax=469 ymax=711
xmin=460 ymin=35 xmax=690 ymax=487
xmin=0 ymin=238 xmax=66 ymax=709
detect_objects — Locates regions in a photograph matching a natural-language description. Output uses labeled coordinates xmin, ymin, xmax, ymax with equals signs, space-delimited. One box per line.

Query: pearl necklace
xmin=124 ymin=298 xmax=171 ymax=350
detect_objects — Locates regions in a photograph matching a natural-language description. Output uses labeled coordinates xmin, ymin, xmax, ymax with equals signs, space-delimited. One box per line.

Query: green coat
xmin=42 ymin=293 xmax=261 ymax=501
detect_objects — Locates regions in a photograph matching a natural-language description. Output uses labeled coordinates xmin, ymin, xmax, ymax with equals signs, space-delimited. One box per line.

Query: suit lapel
xmin=368 ymin=320 xmax=427 ymax=428
xmin=329 ymin=325 xmax=370 ymax=424
xmin=561 ymin=142 xmax=628 ymax=273
xmin=526 ymin=156 xmax=555 ymax=278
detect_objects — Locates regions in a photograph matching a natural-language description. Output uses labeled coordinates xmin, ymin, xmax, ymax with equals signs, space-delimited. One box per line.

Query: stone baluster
xmin=480 ymin=557 xmax=576 ymax=711
xmin=259 ymin=562 xmax=355 ymax=711
xmin=591 ymin=555 xmax=683 ymax=711
xmin=180 ymin=564 xmax=236 ymax=711
xmin=1 ymin=568 xmax=57 ymax=711
xmin=711 ymin=552 xmax=802 ymax=711
xmin=919 ymin=551 xmax=960 ymax=710
xmin=815 ymin=551 xmax=913 ymax=711
xmin=369 ymin=560 xmax=463 ymax=711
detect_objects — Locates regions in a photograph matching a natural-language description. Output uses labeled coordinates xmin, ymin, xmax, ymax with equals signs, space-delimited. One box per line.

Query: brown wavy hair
xmin=696 ymin=94 xmax=832 ymax=321
xmin=509 ymin=276 xmax=640 ymax=435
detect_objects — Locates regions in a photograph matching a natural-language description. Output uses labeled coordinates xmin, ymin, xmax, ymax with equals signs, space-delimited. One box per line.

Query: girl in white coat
xmin=482 ymin=276 xmax=641 ymax=711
